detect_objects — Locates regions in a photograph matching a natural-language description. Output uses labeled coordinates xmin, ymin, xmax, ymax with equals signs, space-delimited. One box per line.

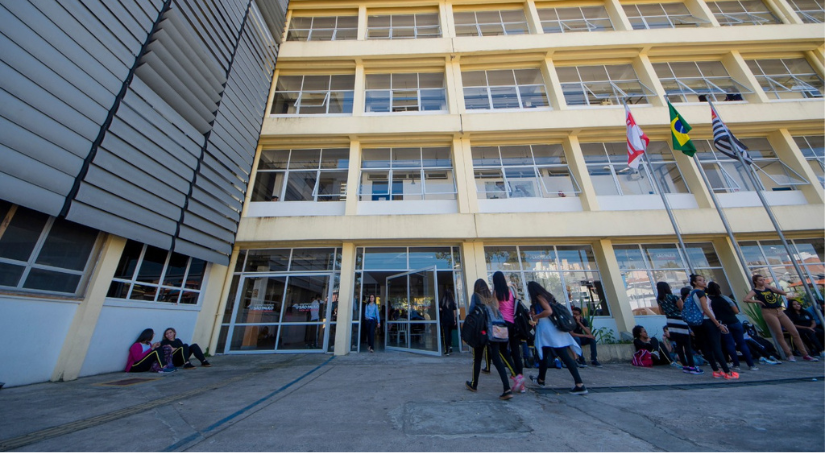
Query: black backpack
xmin=513 ymin=299 xmax=535 ymax=342
xmin=548 ymin=301 xmax=577 ymax=332
xmin=461 ymin=304 xmax=489 ymax=349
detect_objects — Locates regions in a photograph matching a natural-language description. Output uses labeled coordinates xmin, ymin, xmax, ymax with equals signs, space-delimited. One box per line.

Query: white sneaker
xmin=749 ymin=366 xmax=759 ymax=371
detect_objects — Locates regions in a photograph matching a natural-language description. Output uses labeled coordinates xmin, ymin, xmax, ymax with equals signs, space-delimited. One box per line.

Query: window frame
xmin=746 ymin=58 xmax=824 ymax=100
xmin=364 ymin=72 xmax=448 ymax=114
xmin=453 ymin=9 xmax=530 ymax=37
xmin=366 ymin=13 xmax=442 ymax=39
xmin=286 ymin=16 xmax=358 ymax=41
xmin=253 ymin=149 xmax=350 ymax=202
xmin=706 ymin=0 xmax=782 ymax=26
xmin=793 ymin=135 xmax=825 ymax=187
xmin=787 ymin=0 xmax=825 ymax=23
xmin=622 ymin=3 xmax=709 ymax=29
xmin=537 ymin=6 xmax=614 ymax=33
xmin=582 ymin=141 xmax=690 ymax=196
xmin=557 ymin=64 xmax=655 ymax=106
xmin=654 ymin=61 xmax=753 ymax=103
xmin=462 ymin=69 xmax=551 ymax=111
xmin=740 ymin=239 xmax=825 ymax=304
xmin=471 ymin=144 xmax=582 ymax=199
xmin=358 ymin=147 xmax=457 ymax=201
xmin=271 ymin=75 xmax=355 ymax=116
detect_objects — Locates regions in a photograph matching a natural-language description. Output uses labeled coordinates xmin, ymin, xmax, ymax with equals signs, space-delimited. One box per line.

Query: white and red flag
xmin=625 ymin=104 xmax=649 ymax=169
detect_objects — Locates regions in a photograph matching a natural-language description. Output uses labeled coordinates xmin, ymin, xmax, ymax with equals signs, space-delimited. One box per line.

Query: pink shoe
xmin=515 ymin=374 xmax=525 ymax=393
xmin=803 ymin=355 xmax=819 ymax=362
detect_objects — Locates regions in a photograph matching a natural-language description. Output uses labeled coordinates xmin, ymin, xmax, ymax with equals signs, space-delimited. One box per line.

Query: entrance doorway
xmin=385 ymin=267 xmax=440 ymax=355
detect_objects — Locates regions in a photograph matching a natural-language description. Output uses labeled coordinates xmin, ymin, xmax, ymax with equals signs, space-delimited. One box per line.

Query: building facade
xmin=214 ymin=0 xmax=824 ymax=357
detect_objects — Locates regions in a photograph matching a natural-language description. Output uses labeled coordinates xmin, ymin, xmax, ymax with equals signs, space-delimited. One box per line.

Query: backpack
xmin=681 ymin=290 xmax=705 ymax=326
xmin=513 ymin=299 xmax=535 ymax=342
xmin=487 ymin=305 xmax=509 ymax=343
xmin=461 ymin=304 xmax=489 ymax=349
xmin=548 ymin=301 xmax=576 ymax=332
xmin=632 ymin=349 xmax=653 ymax=367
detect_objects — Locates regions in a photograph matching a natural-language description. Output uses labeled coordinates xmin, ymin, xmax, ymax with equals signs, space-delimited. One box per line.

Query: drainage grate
xmin=95 ymin=378 xmax=160 ymax=387
xmin=535 ymin=376 xmax=823 ymax=395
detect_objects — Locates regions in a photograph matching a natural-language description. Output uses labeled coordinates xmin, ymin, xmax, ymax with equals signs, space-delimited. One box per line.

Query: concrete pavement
xmin=0 ymin=351 xmax=822 ymax=452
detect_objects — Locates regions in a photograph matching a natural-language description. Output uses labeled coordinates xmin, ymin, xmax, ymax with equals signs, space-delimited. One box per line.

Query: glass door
xmin=385 ymin=266 xmax=440 ymax=355
xmin=227 ymin=274 xmax=332 ymax=352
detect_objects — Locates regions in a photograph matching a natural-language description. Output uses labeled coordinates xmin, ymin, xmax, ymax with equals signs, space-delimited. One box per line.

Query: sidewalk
xmin=0 ymin=351 xmax=822 ymax=452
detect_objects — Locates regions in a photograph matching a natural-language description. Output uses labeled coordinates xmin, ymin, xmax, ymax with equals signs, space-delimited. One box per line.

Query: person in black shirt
xmin=632 ymin=326 xmax=671 ymax=365
xmin=571 ymin=307 xmax=601 ymax=367
xmin=785 ymin=300 xmax=824 ymax=356
xmin=707 ymin=282 xmax=757 ymax=371
xmin=161 ymin=328 xmax=211 ymax=369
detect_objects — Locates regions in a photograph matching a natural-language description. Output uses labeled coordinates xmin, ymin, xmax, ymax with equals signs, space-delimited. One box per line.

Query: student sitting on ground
xmin=125 ymin=329 xmax=175 ymax=373
xmin=161 ymin=328 xmax=211 ymax=369
xmin=742 ymin=321 xmax=781 ymax=365
xmin=632 ymin=326 xmax=672 ymax=366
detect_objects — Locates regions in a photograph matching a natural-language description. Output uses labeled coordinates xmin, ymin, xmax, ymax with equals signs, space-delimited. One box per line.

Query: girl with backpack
xmin=686 ymin=274 xmax=738 ymax=379
xmin=707 ymin=282 xmax=757 ymax=371
xmin=492 ymin=271 xmax=525 ymax=393
xmin=526 ymin=281 xmax=587 ymax=395
xmin=465 ymin=279 xmax=514 ymax=400
xmin=656 ymin=282 xmax=701 ymax=374
xmin=744 ymin=274 xmax=818 ymax=362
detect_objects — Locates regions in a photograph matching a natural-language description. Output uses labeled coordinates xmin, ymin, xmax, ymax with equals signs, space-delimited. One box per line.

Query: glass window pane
xmin=365 ymin=90 xmax=391 ymax=112
xmin=409 ymin=247 xmax=453 ymax=269
xmin=362 ymin=148 xmax=391 ymax=168
xmin=271 ymin=92 xmax=299 ymax=114
xmin=520 ymin=247 xmax=558 ymax=270
xmin=113 ymin=240 xmax=144 ymax=279
xmin=0 ymin=262 xmax=25 ymax=288
xmin=0 ymin=206 xmax=48 ymax=262
xmin=461 ymin=71 xmax=487 ymax=87
xmin=327 ymin=91 xmax=353 ymax=113
xmin=291 ymin=248 xmax=335 ymax=271
xmin=163 ymin=253 xmax=189 ymax=287
xmin=485 ymin=247 xmax=521 ymax=271
xmin=320 ymin=148 xmax=350 ymax=169
xmin=129 ymin=283 xmax=157 ymax=301
xmin=490 ymin=86 xmax=520 ymax=109
xmin=251 ymin=172 xmax=286 ymax=202
xmin=107 ymin=280 xmax=129 ymax=299
xmin=615 ymin=246 xmax=646 ymax=270
xmin=284 ymin=172 xmax=318 ymax=201
xmin=420 ymin=89 xmax=447 ymax=111
xmin=392 ymin=148 xmax=421 ymax=167
xmin=230 ymin=325 xmax=279 ymax=351
xmin=245 ymin=249 xmax=291 ymax=272
xmin=419 ymin=73 xmax=445 ymax=88
xmin=364 ymin=247 xmax=407 ymax=270
xmin=259 ymin=150 xmax=290 ymax=170
xmin=644 ymin=245 xmax=685 ymax=269
xmin=518 ymin=85 xmax=549 ymax=108
xmin=23 ymin=269 xmax=81 ymax=293
xmin=487 ymin=70 xmax=516 ymax=86
xmin=557 ymin=246 xmax=596 ymax=271
xmin=186 ymin=259 xmax=206 ymax=289
xmin=34 ymin=219 xmax=97 ymax=271
xmin=366 ymin=74 xmax=391 ymax=90
xmin=136 ymin=246 xmax=168 ymax=284
xmin=316 ymin=171 xmax=348 ymax=201
xmin=463 ymin=87 xmax=491 ymax=110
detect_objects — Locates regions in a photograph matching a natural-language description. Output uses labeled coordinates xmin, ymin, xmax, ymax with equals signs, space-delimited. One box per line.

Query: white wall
xmin=0 ymin=295 xmax=79 ymax=387
xmin=79 ymin=300 xmax=200 ymax=377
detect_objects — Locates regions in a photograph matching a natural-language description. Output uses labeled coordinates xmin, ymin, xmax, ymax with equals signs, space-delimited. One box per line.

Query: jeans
xmin=798 ymin=327 xmax=823 ymax=354
xmin=366 ymin=319 xmax=377 ymax=350
xmin=574 ymin=336 xmax=598 ymax=362
xmin=721 ymin=321 xmax=755 ymax=368
xmin=471 ymin=342 xmax=511 ymax=391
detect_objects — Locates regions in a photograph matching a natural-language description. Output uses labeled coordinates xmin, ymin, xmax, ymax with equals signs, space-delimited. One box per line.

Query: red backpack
xmin=632 ymin=349 xmax=653 ymax=367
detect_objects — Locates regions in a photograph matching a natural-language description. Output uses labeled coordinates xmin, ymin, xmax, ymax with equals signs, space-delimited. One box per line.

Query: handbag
xmin=491 ymin=321 xmax=509 ymax=341
xmin=632 ymin=349 xmax=653 ymax=367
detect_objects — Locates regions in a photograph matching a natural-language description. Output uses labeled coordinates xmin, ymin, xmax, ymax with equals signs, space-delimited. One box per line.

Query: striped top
xmin=659 ymin=294 xmax=690 ymax=336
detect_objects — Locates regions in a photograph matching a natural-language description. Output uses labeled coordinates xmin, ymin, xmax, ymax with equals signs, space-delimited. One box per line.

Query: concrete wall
xmin=0 ymin=296 xmax=79 ymax=387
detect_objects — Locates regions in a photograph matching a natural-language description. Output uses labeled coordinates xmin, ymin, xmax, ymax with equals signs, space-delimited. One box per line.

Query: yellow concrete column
xmin=353 ymin=62 xmax=366 ymax=117
xmin=768 ymin=129 xmax=825 ymax=205
xmin=668 ymin=142 xmax=715 ymax=209
xmin=283 ymin=10 xmax=293 ymax=39
xmin=685 ymin=0 xmax=721 ymax=27
xmin=444 ymin=59 xmax=463 ymax=114
xmin=563 ymin=135 xmax=600 ymax=211
xmin=764 ymin=0 xmax=799 ymax=23
xmin=357 ymin=5 xmax=367 ymax=40
xmin=193 ymin=263 xmax=230 ymax=348
xmin=524 ymin=1 xmax=544 ymax=34
xmin=440 ymin=1 xmax=456 ymax=38
xmin=460 ymin=241 xmax=488 ymax=301
xmin=712 ymin=237 xmax=752 ymax=298
xmin=542 ymin=56 xmax=567 ymax=111
xmin=335 ymin=242 xmax=357 ymax=355
xmin=50 ymin=234 xmax=126 ymax=382
xmin=723 ymin=51 xmax=770 ymax=104
xmin=633 ymin=54 xmax=668 ymax=107
xmin=805 ymin=50 xmax=824 ymax=79
xmin=454 ymin=137 xmax=479 ymax=213
xmin=241 ymin=144 xmax=263 ymax=217
xmin=345 ymin=140 xmax=362 ymax=215
xmin=208 ymin=246 xmax=241 ymax=355
xmin=592 ymin=239 xmax=635 ymax=335
xmin=604 ymin=0 xmax=633 ymax=31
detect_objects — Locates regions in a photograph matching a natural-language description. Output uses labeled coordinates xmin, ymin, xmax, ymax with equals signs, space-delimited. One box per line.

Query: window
xmin=0 ymin=203 xmax=99 ymax=295
xmin=622 ymin=3 xmax=707 ymax=29
xmin=252 ymin=149 xmax=349 ymax=202
xmin=107 ymin=241 xmax=207 ymax=305
xmin=367 ymin=13 xmax=441 ymax=39
xmin=359 ymin=147 xmax=456 ymax=201
xmin=615 ymin=243 xmax=731 ymax=314
xmin=537 ymin=6 xmax=613 ymax=33
xmin=746 ymin=58 xmax=824 ymax=100
xmin=740 ymin=239 xmax=824 ymax=303
xmin=271 ymin=75 xmax=355 ymax=115
xmin=454 ymin=9 xmax=529 ymax=36
xmin=793 ymin=135 xmax=825 ymax=187
xmin=286 ymin=16 xmax=358 ymax=41
xmin=365 ymin=73 xmax=447 ymax=113
xmin=788 ymin=0 xmax=825 ymax=23
xmin=484 ymin=245 xmax=611 ymax=316
xmin=694 ymin=138 xmax=809 ymax=192
xmin=654 ymin=61 xmax=752 ymax=102
xmin=462 ymin=69 xmax=549 ymax=110
xmin=471 ymin=144 xmax=580 ymax=199
xmin=706 ymin=0 xmax=781 ymax=25
xmin=556 ymin=64 xmax=654 ymax=106
xmin=581 ymin=141 xmax=689 ymax=196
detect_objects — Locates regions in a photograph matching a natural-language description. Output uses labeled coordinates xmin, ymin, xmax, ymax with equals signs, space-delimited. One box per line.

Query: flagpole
xmin=626 ymin=101 xmax=695 ymax=273
xmin=709 ymin=100 xmax=825 ymax=324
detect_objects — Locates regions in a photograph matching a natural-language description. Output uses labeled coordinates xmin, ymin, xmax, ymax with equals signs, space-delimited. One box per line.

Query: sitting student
xmin=742 ymin=321 xmax=781 ymax=365
xmin=785 ymin=300 xmax=824 ymax=357
xmin=632 ymin=326 xmax=672 ymax=365
xmin=161 ymin=328 xmax=211 ymax=369
xmin=571 ymin=307 xmax=601 ymax=367
xmin=125 ymin=329 xmax=175 ymax=373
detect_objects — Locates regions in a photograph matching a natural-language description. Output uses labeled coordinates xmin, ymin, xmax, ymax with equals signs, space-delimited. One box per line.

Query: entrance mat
xmin=95 ymin=377 xmax=161 ymax=387
xmin=535 ymin=376 xmax=823 ymax=395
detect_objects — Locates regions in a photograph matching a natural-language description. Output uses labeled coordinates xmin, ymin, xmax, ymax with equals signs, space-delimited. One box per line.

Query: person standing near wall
xmin=364 ymin=294 xmax=380 ymax=353
xmin=439 ymin=289 xmax=457 ymax=356
xmin=465 ymin=279 xmax=514 ymax=400
xmin=706 ymin=282 xmax=757 ymax=372
xmin=744 ymin=275 xmax=818 ymax=362
xmin=689 ymin=274 xmax=738 ymax=379
xmin=657 ymin=282 xmax=700 ymax=374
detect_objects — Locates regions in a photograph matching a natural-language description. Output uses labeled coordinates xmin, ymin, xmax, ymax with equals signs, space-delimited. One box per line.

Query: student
xmin=465 ymin=279 xmax=514 ymax=400
xmin=689 ymin=274 xmax=738 ymax=379
xmin=125 ymin=329 xmax=175 ymax=373
xmin=161 ymin=328 xmax=211 ymax=369
xmin=527 ymin=281 xmax=587 ymax=395
xmin=656 ymin=282 xmax=700 ymax=374
xmin=492 ymin=271 xmax=524 ymax=392
xmin=439 ymin=289 xmax=457 ymax=356
xmin=632 ymin=326 xmax=671 ymax=365
xmin=744 ymin=274 xmax=818 ymax=362
xmin=785 ymin=300 xmax=824 ymax=357
xmin=742 ymin=321 xmax=781 ymax=364
xmin=707 ymin=282 xmax=757 ymax=372
xmin=364 ymin=294 xmax=380 ymax=353
xmin=571 ymin=307 xmax=601 ymax=367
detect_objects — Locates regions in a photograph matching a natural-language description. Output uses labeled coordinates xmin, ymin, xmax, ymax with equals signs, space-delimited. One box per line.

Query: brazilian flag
xmin=668 ymin=102 xmax=696 ymax=157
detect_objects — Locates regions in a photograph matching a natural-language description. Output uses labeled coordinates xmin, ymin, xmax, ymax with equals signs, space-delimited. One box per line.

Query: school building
xmin=1 ymin=0 xmax=823 ymax=387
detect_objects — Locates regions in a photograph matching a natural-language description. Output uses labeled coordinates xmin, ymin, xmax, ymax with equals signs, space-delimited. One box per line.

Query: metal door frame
xmin=384 ymin=266 xmax=441 ymax=356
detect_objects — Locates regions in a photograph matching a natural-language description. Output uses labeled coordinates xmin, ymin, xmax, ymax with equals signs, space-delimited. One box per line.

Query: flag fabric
xmin=711 ymin=107 xmax=752 ymax=164
xmin=668 ymin=102 xmax=696 ymax=157
xmin=625 ymin=105 xmax=649 ymax=169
